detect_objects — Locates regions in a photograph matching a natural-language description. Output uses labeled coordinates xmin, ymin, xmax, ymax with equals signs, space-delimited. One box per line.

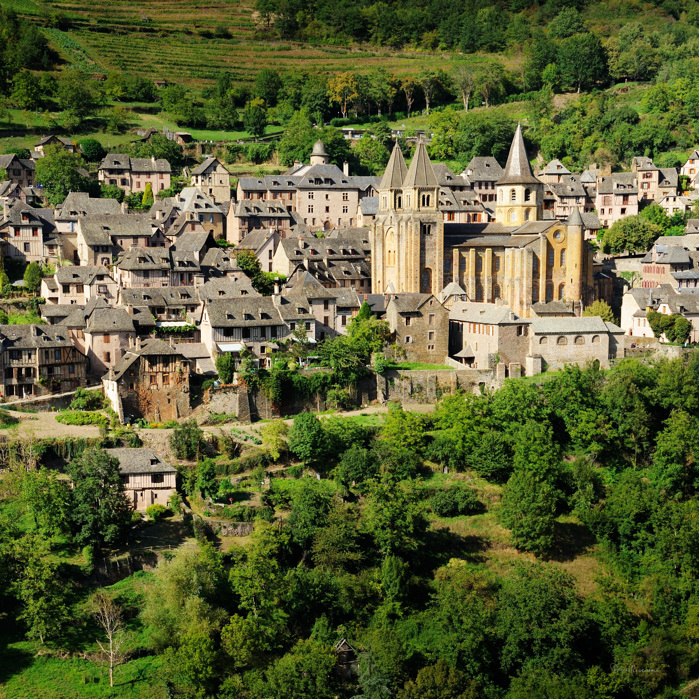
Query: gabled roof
xmin=450 ymin=302 xmax=522 ymax=325
xmin=106 ymin=448 xmax=176 ymax=474
xmin=403 ymin=139 xmax=438 ymax=189
xmin=55 ymin=265 xmax=112 ymax=285
xmin=464 ymin=156 xmax=503 ymax=181
xmin=540 ymin=159 xmax=571 ymax=176
xmin=57 ymin=192 xmax=123 ymax=219
xmin=387 ymin=293 xmax=442 ymax=314
xmin=86 ymin=307 xmax=136 ymax=334
xmin=379 ymin=141 xmax=408 ymax=190
xmin=205 ymin=297 xmax=282 ymax=327
xmin=496 ymin=124 xmax=540 ymax=186
xmin=0 ymin=324 xmax=75 ymax=349
xmin=198 ymin=276 xmax=258 ymax=300
xmin=191 ymin=157 xmax=226 ymax=176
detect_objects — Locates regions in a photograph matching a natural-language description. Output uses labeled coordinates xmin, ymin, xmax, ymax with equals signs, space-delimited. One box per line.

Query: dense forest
xmin=4 ymin=353 xmax=699 ymax=696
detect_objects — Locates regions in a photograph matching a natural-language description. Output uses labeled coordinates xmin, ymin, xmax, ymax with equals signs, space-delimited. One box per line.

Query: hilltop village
xmin=0 ymin=126 xmax=697 ymax=423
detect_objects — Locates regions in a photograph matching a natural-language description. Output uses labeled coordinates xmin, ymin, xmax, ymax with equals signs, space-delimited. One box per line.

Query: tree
xmin=417 ymin=69 xmax=440 ymax=114
xmin=548 ymin=7 xmax=584 ymax=39
xmin=34 ymin=145 xmax=96 ymax=206
xmin=601 ymin=215 xmax=661 ymax=255
xmin=12 ymin=535 xmax=69 ymax=644
xmin=327 ymin=72 xmax=358 ymax=119
xmin=583 ymin=299 xmax=616 ymax=324
xmin=23 ymin=262 xmax=42 ymax=292
xmin=263 ymin=638 xmax=337 ymax=698
xmin=79 ymin=137 xmax=106 ymax=163
xmin=401 ymin=75 xmax=418 ymax=116
xmin=170 ymin=419 xmax=204 ymax=460
xmin=286 ymin=477 xmax=334 ymax=551
xmin=18 ymin=467 xmax=71 ymax=539
xmin=141 ymin=181 xmax=154 ymax=208
xmin=451 ymin=63 xmax=476 ymax=111
xmin=215 ymin=352 xmax=236 ymax=384
xmin=288 ymin=412 xmax=328 ymax=465
xmin=162 ymin=628 xmax=219 ymax=695
xmin=243 ymin=97 xmax=268 ymax=139
xmin=92 ymin=591 xmax=128 ymax=687
xmin=381 ymin=402 xmax=426 ymax=454
xmin=66 ymin=448 xmax=131 ymax=548
xmin=399 ymin=659 xmax=474 ymax=699
xmin=261 ymin=420 xmax=289 ymax=461
xmin=57 ymin=72 xmax=102 ymax=129
xmin=254 ymin=68 xmax=283 ymax=106
xmin=473 ymin=60 xmax=505 ymax=108
xmin=196 ymin=458 xmax=217 ymax=499
xmin=557 ymin=33 xmax=607 ymax=93
xmin=499 ymin=470 xmax=557 ymax=556
xmin=10 ymin=70 xmax=41 ymax=110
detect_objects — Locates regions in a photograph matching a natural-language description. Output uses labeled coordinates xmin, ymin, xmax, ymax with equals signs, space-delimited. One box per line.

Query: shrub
xmin=69 ymin=387 xmax=106 ymax=411
xmin=430 ymin=487 xmax=484 ymax=518
xmin=146 ymin=504 xmax=168 ymax=521
xmin=56 ymin=411 xmax=108 ymax=428
xmin=168 ymin=491 xmax=183 ymax=513
xmin=170 ymin=419 xmax=204 ymax=460
xmin=0 ymin=409 xmax=19 ymax=428
xmin=215 ymin=353 xmax=236 ymax=384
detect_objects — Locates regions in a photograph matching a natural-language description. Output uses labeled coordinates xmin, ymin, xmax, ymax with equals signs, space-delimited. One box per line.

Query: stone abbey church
xmin=370 ymin=126 xmax=594 ymax=317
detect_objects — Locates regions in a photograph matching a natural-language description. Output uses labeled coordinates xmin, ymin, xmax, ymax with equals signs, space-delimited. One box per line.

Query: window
xmin=525 ymin=188 xmax=531 ymax=202
xmin=548 ymin=249 xmax=554 ymax=267
xmin=54 ymin=349 xmax=60 ymax=361
xmin=308 ymin=205 xmax=314 ymax=213
xmin=150 ymin=374 xmax=157 ymax=385
xmin=428 ymin=314 xmax=435 ymax=325
xmin=323 ymin=316 xmax=329 ymax=326
xmin=23 ymin=243 xmax=30 ymax=252
xmin=428 ymin=331 xmax=435 ymax=341
xmin=342 ymin=192 xmax=348 ymax=201
xmin=546 ymin=284 xmax=553 ymax=302
xmin=103 ymin=352 xmax=111 ymax=363
xmin=405 ymin=336 xmax=412 ymax=344
xmin=574 ymin=335 xmax=584 ymax=345
xmin=476 ymin=256 xmax=482 ymax=272
xmin=323 ymin=300 xmax=329 ymax=311
xmin=342 ymin=206 xmax=348 ymax=214
xmin=494 ymin=256 xmax=501 ymax=272
xmin=532 ymin=255 xmax=539 ymax=274
xmin=510 ymin=188 xmax=516 ymax=202
xmin=341 ymin=315 xmax=347 ymax=327
xmin=325 ymin=206 xmax=330 ymax=213
xmin=405 ymin=316 xmax=411 ymax=326
xmin=32 ymin=227 xmax=38 ymax=237
xmin=476 ymin=285 xmax=483 ymax=301
xmin=494 ymin=284 xmax=501 ymax=299
xmin=539 ymin=336 xmax=548 ymax=345
xmin=163 ymin=373 xmax=170 ymax=386
xmin=557 ymin=336 xmax=567 ymax=345
xmin=558 ymin=283 xmax=565 ymax=300
xmin=308 ymin=192 xmax=314 ymax=199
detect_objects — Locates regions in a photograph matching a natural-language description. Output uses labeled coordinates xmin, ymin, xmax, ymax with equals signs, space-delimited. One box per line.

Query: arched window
xmin=557 ymin=336 xmax=568 ymax=345
xmin=546 ymin=284 xmax=553 ymax=302
xmin=532 ymin=254 xmax=539 ymax=274
xmin=420 ymin=267 xmax=432 ymax=294
xmin=548 ymin=248 xmax=554 ymax=267
xmin=494 ymin=256 xmax=501 ymax=272
xmin=574 ymin=335 xmax=584 ymax=345
xmin=525 ymin=188 xmax=532 ymax=202
xmin=396 ymin=194 xmax=402 ymax=208
xmin=476 ymin=255 xmax=483 ymax=272
xmin=560 ymin=249 xmax=566 ymax=266
xmin=558 ymin=283 xmax=565 ymax=300
xmin=524 ymin=209 xmax=530 ymax=221
xmin=591 ymin=335 xmax=601 ymax=344
xmin=493 ymin=284 xmax=501 ymax=299
xmin=532 ymin=284 xmax=539 ymax=302
xmin=509 ymin=209 xmax=517 ymax=222
xmin=539 ymin=336 xmax=548 ymax=345
xmin=445 ymin=257 xmax=452 ymax=272
xmin=476 ymin=284 xmax=483 ymax=301
xmin=510 ymin=188 xmax=516 ymax=202
xmin=421 ymin=193 xmax=431 ymax=207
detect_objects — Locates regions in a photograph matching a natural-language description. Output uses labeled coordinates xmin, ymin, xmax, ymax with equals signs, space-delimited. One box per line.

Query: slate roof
xmin=659 ymin=168 xmax=679 ymax=188
xmin=99 ymin=154 xmax=171 ymax=173
xmin=198 ymin=276 xmax=258 ymax=301
xmin=0 ymin=324 xmax=75 ymax=349
xmin=106 ymin=448 xmax=176 ymax=474
xmin=597 ymin=173 xmax=637 ymax=195
xmin=116 ymin=248 xmax=171 ymax=271
xmin=176 ymin=187 xmax=223 ymax=214
xmin=464 ymin=156 xmax=503 ymax=181
xmin=530 ymin=300 xmax=574 ymax=316
xmin=388 ymin=293 xmax=440 ymax=314
xmin=403 ymin=139 xmax=439 ymax=189
xmin=200 ymin=247 xmax=245 ymax=275
xmin=86 ymin=307 xmax=136 ymax=334
xmin=496 ymin=124 xmax=540 ymax=186
xmin=540 ymin=159 xmax=571 ymax=176
xmin=380 ymin=141 xmax=408 ymax=190
xmin=55 ymin=265 xmax=112 ymax=285
xmin=79 ymin=214 xmax=155 ymax=246
xmin=360 ymin=197 xmax=379 ymax=216
xmin=206 ymin=297 xmax=282 ymax=327
xmin=191 ymin=157 xmax=225 ymax=176
xmin=449 ymin=302 xmax=522 ymax=325
xmin=57 ymin=192 xmax=123 ymax=218
xmin=529 ymin=316 xmax=609 ymax=334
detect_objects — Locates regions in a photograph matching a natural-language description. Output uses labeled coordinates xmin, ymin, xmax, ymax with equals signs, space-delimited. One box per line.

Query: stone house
xmin=107 ymin=448 xmax=177 ymax=511
xmin=230 ymin=201 xmax=295 ymax=245
xmin=103 ymin=338 xmax=191 ymax=423
xmin=462 ymin=156 xmax=503 ymax=206
xmin=174 ymin=187 xmax=226 ymax=240
xmin=199 ymin=297 xmax=286 ymax=367
xmin=190 ymin=157 xmax=231 ymax=204
xmin=632 ymin=156 xmax=678 ymax=202
xmin=0 ymin=154 xmax=34 ymax=188
xmin=681 ymin=150 xmax=699 ymax=189
xmin=33 ymin=135 xmax=75 ymax=156
xmin=449 ymin=302 xmax=623 ymax=374
xmin=0 ymin=181 xmax=26 ymax=205
xmin=596 ymin=173 xmax=638 ymax=228
xmin=0 ymin=324 xmax=86 ymax=399
xmin=385 ymin=293 xmax=449 ymax=364
xmin=235 ymin=228 xmax=279 ymax=274
xmin=538 ymin=159 xmax=571 ymax=185
xmin=83 ymin=307 xmax=137 ymax=377
xmin=98 ymin=155 xmax=171 ymax=195
xmin=0 ymin=201 xmax=57 ymax=263
xmin=114 ymin=248 xmax=172 ymax=288
xmin=41 ymin=266 xmax=117 ymax=305
xmin=640 ymin=240 xmax=694 ymax=288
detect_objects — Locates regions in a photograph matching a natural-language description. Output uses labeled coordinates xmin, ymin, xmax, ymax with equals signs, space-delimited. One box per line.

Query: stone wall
xmin=379 ymin=369 xmax=494 ymax=403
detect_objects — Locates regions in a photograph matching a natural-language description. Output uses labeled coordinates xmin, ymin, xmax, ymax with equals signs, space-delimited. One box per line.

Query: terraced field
xmin=6 ymin=0 xmax=460 ymax=89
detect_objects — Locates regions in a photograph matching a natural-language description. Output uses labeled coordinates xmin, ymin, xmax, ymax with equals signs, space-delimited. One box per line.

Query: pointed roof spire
xmin=496 ymin=124 xmax=540 ymax=186
xmin=403 ymin=137 xmax=439 ymax=188
xmin=379 ymin=141 xmax=408 ymax=190
xmin=567 ymin=206 xmax=583 ymax=227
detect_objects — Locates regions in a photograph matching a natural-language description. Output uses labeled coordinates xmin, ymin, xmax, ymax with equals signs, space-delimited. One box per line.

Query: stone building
xmin=107 ymin=448 xmax=177 ymax=511
xmin=0 ymin=201 xmax=57 ymax=263
xmin=41 ymin=266 xmax=117 ymax=305
xmin=190 ymin=157 xmax=231 ymax=204
xmin=98 ymin=155 xmax=171 ymax=195
xmin=0 ymin=324 xmax=87 ymax=399
xmin=371 ymin=126 xmax=594 ymax=317
xmin=385 ymin=293 xmax=449 ymax=364
xmin=103 ymin=338 xmax=191 ymax=423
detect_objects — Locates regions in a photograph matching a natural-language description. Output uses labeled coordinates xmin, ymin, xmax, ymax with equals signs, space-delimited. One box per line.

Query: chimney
xmin=343 ymin=161 xmax=349 ymax=176
xmin=273 ymin=282 xmax=280 ymax=295
xmin=156 ymin=209 xmax=163 ymax=220
xmin=121 ymin=201 xmax=128 ymax=214
xmin=151 ymin=156 xmax=156 ymax=164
